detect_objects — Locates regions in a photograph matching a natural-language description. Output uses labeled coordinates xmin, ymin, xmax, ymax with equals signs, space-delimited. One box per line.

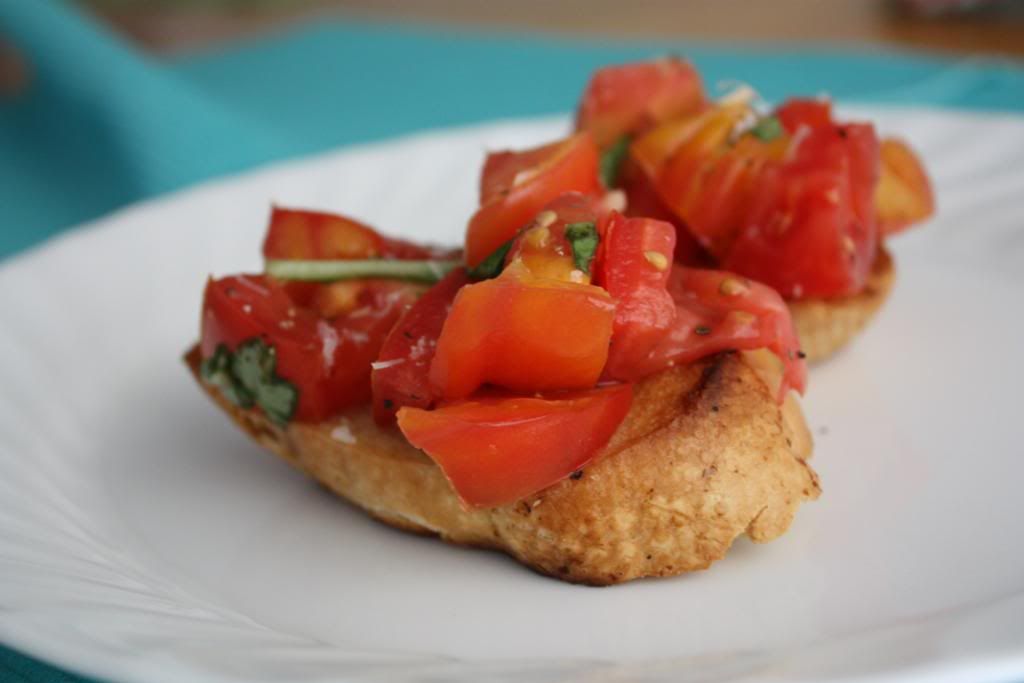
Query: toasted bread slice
xmin=186 ymin=349 xmax=819 ymax=585
xmin=788 ymin=247 xmax=896 ymax=363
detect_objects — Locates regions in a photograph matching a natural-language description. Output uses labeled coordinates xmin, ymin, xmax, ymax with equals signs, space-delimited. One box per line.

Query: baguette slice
xmin=789 ymin=247 xmax=896 ymax=363
xmin=186 ymin=349 xmax=819 ymax=585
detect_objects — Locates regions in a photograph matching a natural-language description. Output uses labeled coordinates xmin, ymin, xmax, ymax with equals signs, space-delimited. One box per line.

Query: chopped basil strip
xmin=468 ymin=238 xmax=514 ymax=281
xmin=564 ymin=222 xmax=600 ymax=275
xmin=200 ymin=345 xmax=254 ymax=409
xmin=266 ymin=258 xmax=460 ymax=283
xmin=750 ymin=115 xmax=783 ymax=142
xmin=201 ymin=339 xmax=298 ymax=426
xmin=600 ymin=134 xmax=631 ymax=188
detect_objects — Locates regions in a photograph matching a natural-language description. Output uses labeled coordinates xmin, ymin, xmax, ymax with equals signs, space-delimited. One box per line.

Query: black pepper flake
xmin=797 ymin=350 xmax=807 ymax=359
xmin=695 ymin=325 xmax=712 ymax=336
xmin=711 ymin=404 xmax=719 ymax=413
xmin=403 ymin=331 xmax=414 ymax=340
xmin=837 ymin=127 xmax=848 ymax=139
xmin=569 ymin=470 xmax=584 ymax=480
xmin=383 ymin=399 xmax=394 ymax=409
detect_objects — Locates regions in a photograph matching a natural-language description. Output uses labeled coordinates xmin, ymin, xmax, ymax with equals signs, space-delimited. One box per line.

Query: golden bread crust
xmin=186 ymin=350 xmax=819 ymax=585
xmin=788 ymin=247 xmax=896 ymax=363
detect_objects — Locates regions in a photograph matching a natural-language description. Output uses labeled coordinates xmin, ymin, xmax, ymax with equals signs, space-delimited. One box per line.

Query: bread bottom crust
xmin=788 ymin=247 xmax=896 ymax=363
xmin=187 ymin=350 xmax=820 ymax=585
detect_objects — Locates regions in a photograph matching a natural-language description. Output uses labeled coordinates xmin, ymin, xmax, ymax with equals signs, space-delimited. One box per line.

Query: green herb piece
xmin=201 ymin=339 xmax=299 ymax=426
xmin=750 ymin=115 xmax=783 ymax=142
xmin=467 ymin=238 xmax=514 ymax=281
xmin=266 ymin=258 xmax=460 ymax=283
xmin=200 ymin=345 xmax=254 ymax=409
xmin=694 ymin=325 xmax=712 ymax=336
xmin=600 ymin=134 xmax=631 ymax=188
xmin=564 ymin=222 xmax=600 ymax=275
xmin=231 ymin=339 xmax=299 ymax=426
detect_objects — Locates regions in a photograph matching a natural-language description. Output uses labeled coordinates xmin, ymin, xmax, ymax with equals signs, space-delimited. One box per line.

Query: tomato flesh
xmin=504 ymin=192 xmax=608 ymax=282
xmin=875 ymin=137 xmax=935 ymax=235
xmin=371 ymin=268 xmax=469 ymax=425
xmin=201 ymin=275 xmax=416 ymax=421
xmin=596 ymin=213 xmax=678 ymax=379
xmin=724 ymin=120 xmax=879 ymax=298
xmin=397 ymin=384 xmax=633 ymax=507
xmin=262 ymin=207 xmax=450 ymax=261
xmin=776 ymin=98 xmax=832 ymax=131
xmin=632 ymin=98 xmax=881 ymax=299
xmin=575 ymin=57 xmax=706 ymax=148
xmin=620 ymin=266 xmax=806 ymax=399
xmin=466 ymin=133 xmax=601 ymax=268
xmin=429 ymin=272 xmax=615 ymax=399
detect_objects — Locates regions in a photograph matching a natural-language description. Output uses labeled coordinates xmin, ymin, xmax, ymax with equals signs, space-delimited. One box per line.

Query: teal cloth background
xmin=1 ymin=0 xmax=1023 ymax=680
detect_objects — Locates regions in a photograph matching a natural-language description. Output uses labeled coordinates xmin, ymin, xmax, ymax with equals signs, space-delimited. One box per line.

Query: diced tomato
xmin=371 ymin=268 xmax=469 ymax=425
xmin=632 ymin=96 xmax=881 ymax=299
xmin=724 ymin=121 xmax=880 ymax=298
xmin=429 ymin=271 xmax=615 ymax=398
xmin=575 ymin=57 xmax=706 ymax=148
xmin=201 ymin=275 xmax=416 ymax=421
xmin=619 ymin=161 xmax=707 ymax=266
xmin=262 ymin=207 xmax=451 ymax=261
xmin=397 ymin=384 xmax=633 ymax=507
xmin=784 ymin=101 xmax=934 ymax=236
xmin=596 ymin=213 xmax=677 ymax=379
xmin=504 ymin=192 xmax=608 ymax=282
xmin=617 ymin=266 xmax=805 ymax=400
xmin=635 ymin=104 xmax=788 ymax=258
xmin=776 ymin=98 xmax=833 ymax=132
xmin=875 ymin=137 xmax=935 ymax=235
xmin=466 ymin=133 xmax=602 ymax=268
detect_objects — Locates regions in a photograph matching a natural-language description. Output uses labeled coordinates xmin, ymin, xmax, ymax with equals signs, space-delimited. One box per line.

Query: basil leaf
xmin=256 ymin=379 xmax=300 ymax=426
xmin=564 ymin=222 xmax=599 ymax=275
xmin=200 ymin=344 xmax=254 ymax=409
xmin=468 ymin=238 xmax=514 ymax=281
xmin=600 ymin=135 xmax=630 ymax=188
xmin=231 ymin=338 xmax=299 ymax=426
xmin=200 ymin=339 xmax=300 ymax=426
xmin=750 ymin=115 xmax=783 ymax=142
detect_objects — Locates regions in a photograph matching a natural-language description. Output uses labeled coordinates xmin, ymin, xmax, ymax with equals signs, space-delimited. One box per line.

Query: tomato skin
xmin=596 ymin=213 xmax=678 ymax=380
xmin=724 ymin=122 xmax=880 ymax=298
xmin=504 ymin=192 xmax=608 ymax=282
xmin=631 ymin=266 xmax=806 ymax=400
xmin=576 ymin=57 xmax=706 ymax=147
xmin=429 ymin=272 xmax=615 ymax=399
xmin=637 ymin=105 xmax=788 ymax=259
xmin=397 ymin=384 xmax=633 ymax=507
xmin=371 ymin=268 xmax=469 ymax=425
xmin=201 ymin=275 xmax=415 ymax=422
xmin=262 ymin=207 xmax=450 ymax=261
xmin=466 ymin=133 xmax=602 ymax=268
xmin=776 ymin=98 xmax=832 ymax=132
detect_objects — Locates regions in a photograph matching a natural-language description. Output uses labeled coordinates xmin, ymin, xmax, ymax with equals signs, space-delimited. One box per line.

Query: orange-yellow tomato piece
xmin=875 ymin=137 xmax=935 ymax=235
xmin=429 ymin=272 xmax=615 ymax=398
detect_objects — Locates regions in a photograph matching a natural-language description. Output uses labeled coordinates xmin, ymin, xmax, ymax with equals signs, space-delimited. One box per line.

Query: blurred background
xmin=2 ymin=0 xmax=1023 ymax=259
xmin=65 ymin=0 xmax=1024 ymax=56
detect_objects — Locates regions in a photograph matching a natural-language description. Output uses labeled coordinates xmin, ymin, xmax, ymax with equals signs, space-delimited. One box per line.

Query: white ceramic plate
xmin=2 ymin=107 xmax=1024 ymax=683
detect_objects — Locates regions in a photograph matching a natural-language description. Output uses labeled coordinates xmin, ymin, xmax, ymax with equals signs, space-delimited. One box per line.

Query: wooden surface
xmin=81 ymin=0 xmax=1024 ymax=58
